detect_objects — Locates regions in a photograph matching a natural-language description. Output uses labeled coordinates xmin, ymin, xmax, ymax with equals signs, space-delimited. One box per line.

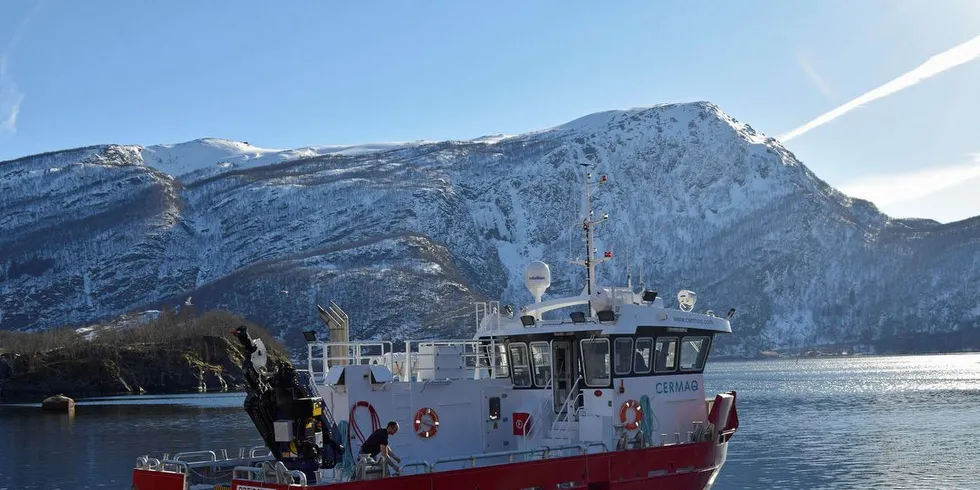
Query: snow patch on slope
xmin=140 ymin=138 xmax=429 ymax=183
xmin=141 ymin=138 xmax=283 ymax=178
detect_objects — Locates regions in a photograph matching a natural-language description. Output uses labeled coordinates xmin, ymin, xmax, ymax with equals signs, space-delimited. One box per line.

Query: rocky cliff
xmin=0 ymin=310 xmax=288 ymax=401
xmin=2 ymin=102 xmax=979 ymax=354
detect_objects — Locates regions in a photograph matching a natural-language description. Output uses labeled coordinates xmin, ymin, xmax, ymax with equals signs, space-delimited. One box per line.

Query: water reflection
xmin=703 ymin=353 xmax=980 ymax=490
xmin=1 ymin=354 xmax=978 ymax=489
xmin=0 ymin=393 xmax=263 ymax=490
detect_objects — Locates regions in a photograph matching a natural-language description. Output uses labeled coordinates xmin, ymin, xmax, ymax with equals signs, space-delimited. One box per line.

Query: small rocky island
xmin=0 ymin=309 xmax=290 ymax=402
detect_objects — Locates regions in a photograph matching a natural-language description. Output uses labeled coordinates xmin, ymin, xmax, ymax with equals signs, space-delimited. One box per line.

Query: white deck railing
xmin=307 ymin=339 xmax=501 ymax=382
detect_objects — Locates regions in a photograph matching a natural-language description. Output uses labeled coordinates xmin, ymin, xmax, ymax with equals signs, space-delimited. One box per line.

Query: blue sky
xmin=1 ymin=1 xmax=979 ymax=222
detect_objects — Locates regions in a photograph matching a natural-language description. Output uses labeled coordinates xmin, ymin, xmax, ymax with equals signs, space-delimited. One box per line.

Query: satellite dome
xmin=524 ymin=261 xmax=551 ymax=303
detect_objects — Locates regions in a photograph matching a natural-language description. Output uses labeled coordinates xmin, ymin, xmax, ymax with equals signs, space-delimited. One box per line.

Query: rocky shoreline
xmin=0 ymin=310 xmax=290 ymax=403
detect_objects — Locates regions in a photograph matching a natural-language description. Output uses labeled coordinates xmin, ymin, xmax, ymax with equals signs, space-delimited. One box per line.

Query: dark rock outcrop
xmin=40 ymin=394 xmax=75 ymax=412
xmin=0 ymin=334 xmax=288 ymax=401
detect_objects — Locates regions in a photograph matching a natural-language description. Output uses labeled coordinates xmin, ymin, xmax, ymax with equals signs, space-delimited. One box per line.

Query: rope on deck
xmin=335 ymin=420 xmax=356 ymax=479
xmin=639 ymin=395 xmax=659 ymax=446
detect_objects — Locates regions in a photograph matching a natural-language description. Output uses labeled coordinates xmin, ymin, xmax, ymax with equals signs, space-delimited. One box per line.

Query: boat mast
xmin=571 ymin=165 xmax=610 ymax=316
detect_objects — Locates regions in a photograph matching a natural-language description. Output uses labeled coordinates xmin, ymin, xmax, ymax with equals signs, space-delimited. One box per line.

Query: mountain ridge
xmin=2 ymin=101 xmax=978 ymax=354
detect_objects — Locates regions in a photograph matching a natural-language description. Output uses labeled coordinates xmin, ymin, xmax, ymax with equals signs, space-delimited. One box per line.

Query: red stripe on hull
xmin=226 ymin=441 xmax=728 ymax=490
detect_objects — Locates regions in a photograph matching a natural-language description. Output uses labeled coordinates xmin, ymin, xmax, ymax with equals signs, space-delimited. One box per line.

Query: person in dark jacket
xmin=359 ymin=421 xmax=401 ymax=473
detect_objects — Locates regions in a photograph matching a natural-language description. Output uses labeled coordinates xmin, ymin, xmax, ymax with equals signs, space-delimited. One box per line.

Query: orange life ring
xmin=414 ymin=407 xmax=439 ymax=438
xmin=619 ymin=399 xmax=642 ymax=430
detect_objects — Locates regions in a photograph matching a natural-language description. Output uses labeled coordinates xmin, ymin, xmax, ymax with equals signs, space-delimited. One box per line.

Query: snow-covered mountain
xmin=2 ymin=102 xmax=979 ymax=353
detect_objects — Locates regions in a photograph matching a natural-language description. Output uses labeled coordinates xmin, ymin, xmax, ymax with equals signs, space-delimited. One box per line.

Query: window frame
xmin=507 ymin=342 xmax=532 ymax=388
xmin=654 ymin=336 xmax=679 ymax=374
xmin=528 ymin=340 xmax=553 ymax=388
xmin=579 ymin=338 xmax=611 ymax=387
xmin=679 ymin=335 xmax=711 ymax=372
xmin=633 ymin=336 xmax=654 ymax=375
xmin=613 ymin=337 xmax=634 ymax=376
xmin=491 ymin=343 xmax=509 ymax=378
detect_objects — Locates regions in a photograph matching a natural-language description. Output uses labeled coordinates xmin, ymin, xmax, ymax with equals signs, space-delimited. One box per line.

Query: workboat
xmin=132 ymin=170 xmax=740 ymax=490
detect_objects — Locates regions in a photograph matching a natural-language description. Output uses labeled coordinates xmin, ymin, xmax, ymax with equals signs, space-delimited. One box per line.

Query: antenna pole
xmin=584 ymin=170 xmax=594 ymax=297
xmin=626 ymin=245 xmax=632 ymax=290
xmin=571 ymin=166 xmax=610 ymax=317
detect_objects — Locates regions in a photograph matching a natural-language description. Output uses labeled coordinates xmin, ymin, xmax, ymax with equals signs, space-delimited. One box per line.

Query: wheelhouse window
xmin=508 ymin=342 xmax=532 ymax=387
xmin=654 ymin=337 xmax=678 ymax=373
xmin=529 ymin=341 xmax=552 ymax=387
xmin=680 ymin=336 xmax=711 ymax=371
xmin=633 ymin=337 xmax=653 ymax=374
xmin=580 ymin=339 xmax=610 ymax=386
xmin=492 ymin=343 xmax=509 ymax=378
xmin=613 ymin=338 xmax=633 ymax=375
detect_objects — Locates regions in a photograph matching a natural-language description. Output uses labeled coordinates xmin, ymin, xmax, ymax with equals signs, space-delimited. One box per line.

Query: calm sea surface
xmin=2 ymin=353 xmax=978 ymax=489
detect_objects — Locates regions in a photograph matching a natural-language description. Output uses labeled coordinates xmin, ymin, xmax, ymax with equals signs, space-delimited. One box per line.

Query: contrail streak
xmin=780 ymin=34 xmax=980 ymax=143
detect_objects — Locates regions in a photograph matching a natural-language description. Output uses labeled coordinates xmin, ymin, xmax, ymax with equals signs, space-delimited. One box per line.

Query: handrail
xmin=432 ymin=443 xmax=594 ymax=471
xmin=136 ymin=446 xmax=274 ymax=474
xmin=308 ymin=341 xmax=396 ymax=382
xmin=163 ymin=460 xmax=188 ymax=474
xmin=134 ymin=456 xmax=162 ymax=470
xmin=233 ymin=466 xmax=265 ymax=481
xmin=259 ymin=460 xmax=304 ymax=484
xmin=288 ymin=469 xmax=308 ymax=486
xmin=549 ymin=376 xmax=582 ymax=440
xmin=308 ymin=337 xmax=508 ymax=383
xmin=474 ymin=301 xmax=501 ymax=334
xmin=521 ymin=376 xmax=554 ymax=444
xmin=415 ymin=340 xmax=485 ymax=369
xmin=583 ymin=442 xmax=609 ymax=454
xmin=232 ymin=464 xmax=307 ymax=487
xmin=432 ymin=448 xmax=548 ymax=470
xmin=143 ymin=460 xmax=188 ymax=474
xmin=173 ymin=450 xmax=217 ymax=463
xmin=250 ymin=445 xmax=273 ymax=459
xmin=400 ymin=460 xmax=432 ymax=474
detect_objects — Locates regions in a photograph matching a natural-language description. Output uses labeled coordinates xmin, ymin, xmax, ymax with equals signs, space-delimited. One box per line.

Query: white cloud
xmin=780 ymin=33 xmax=980 ymax=143
xmin=838 ymin=155 xmax=980 ymax=222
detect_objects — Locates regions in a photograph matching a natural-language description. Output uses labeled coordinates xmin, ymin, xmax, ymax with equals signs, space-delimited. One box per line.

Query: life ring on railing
xmin=414 ymin=407 xmax=440 ymax=438
xmin=619 ymin=399 xmax=642 ymax=431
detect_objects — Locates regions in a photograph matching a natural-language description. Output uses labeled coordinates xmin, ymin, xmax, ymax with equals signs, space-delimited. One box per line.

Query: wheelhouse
xmin=491 ymin=328 xmax=715 ymax=385
xmin=474 ymin=293 xmax=730 ymax=412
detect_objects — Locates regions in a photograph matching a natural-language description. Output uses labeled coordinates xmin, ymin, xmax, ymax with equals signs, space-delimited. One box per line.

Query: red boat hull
xmin=134 ymin=439 xmax=728 ymax=490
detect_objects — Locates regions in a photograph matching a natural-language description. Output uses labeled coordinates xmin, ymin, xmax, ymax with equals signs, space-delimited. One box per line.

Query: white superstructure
xmin=304 ymin=170 xmax=738 ymax=476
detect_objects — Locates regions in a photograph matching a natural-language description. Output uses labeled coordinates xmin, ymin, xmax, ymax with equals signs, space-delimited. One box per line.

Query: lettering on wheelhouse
xmin=655 ymin=379 xmax=699 ymax=394
xmin=668 ymin=315 xmax=715 ymax=326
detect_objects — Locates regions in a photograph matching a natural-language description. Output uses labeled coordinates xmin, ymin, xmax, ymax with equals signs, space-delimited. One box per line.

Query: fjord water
xmin=1 ymin=354 xmax=978 ymax=489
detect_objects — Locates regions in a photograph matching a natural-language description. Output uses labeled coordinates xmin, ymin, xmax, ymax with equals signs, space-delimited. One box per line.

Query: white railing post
xmin=404 ymin=341 xmax=412 ymax=382
xmin=550 ymin=376 xmax=582 ymax=440
xmin=521 ymin=377 xmax=553 ymax=446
